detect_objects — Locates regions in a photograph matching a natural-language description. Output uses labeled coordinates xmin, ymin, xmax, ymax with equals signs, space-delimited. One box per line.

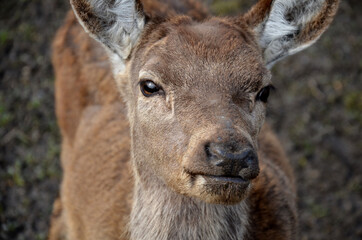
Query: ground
xmin=0 ymin=0 xmax=361 ymax=239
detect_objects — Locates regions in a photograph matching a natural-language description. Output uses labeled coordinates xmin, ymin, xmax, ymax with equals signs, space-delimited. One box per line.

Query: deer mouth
xmin=186 ymin=170 xmax=250 ymax=186
xmin=197 ymin=174 xmax=251 ymax=190
xmin=201 ymin=174 xmax=249 ymax=184
xmin=182 ymin=170 xmax=252 ymax=204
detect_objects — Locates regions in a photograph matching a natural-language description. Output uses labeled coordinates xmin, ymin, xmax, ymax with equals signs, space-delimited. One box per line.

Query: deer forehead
xmin=134 ymin=18 xmax=270 ymax=93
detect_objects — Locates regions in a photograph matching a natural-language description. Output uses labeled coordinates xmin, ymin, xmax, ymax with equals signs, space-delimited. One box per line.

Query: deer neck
xmin=129 ymin=173 xmax=250 ymax=240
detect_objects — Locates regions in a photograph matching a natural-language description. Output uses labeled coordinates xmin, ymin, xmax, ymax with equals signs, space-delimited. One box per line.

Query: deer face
xmin=71 ymin=0 xmax=339 ymax=204
xmin=122 ymin=18 xmax=270 ymax=204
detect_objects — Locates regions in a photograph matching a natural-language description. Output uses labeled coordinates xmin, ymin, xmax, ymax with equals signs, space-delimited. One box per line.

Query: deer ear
xmin=243 ymin=0 xmax=339 ymax=68
xmin=70 ymin=0 xmax=146 ymax=73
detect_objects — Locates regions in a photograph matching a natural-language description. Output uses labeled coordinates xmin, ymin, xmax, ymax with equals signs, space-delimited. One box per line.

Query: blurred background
xmin=0 ymin=0 xmax=361 ymax=239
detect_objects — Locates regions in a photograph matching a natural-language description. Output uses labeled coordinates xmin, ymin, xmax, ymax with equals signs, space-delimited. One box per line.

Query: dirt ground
xmin=0 ymin=0 xmax=361 ymax=239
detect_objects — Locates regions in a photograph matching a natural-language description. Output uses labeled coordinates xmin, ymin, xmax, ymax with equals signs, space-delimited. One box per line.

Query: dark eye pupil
xmin=257 ymin=86 xmax=271 ymax=103
xmin=140 ymin=80 xmax=160 ymax=97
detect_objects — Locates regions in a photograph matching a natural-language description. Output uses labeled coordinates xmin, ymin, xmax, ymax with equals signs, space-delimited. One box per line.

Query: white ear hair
xmin=249 ymin=0 xmax=339 ymax=68
xmin=71 ymin=0 xmax=145 ymax=74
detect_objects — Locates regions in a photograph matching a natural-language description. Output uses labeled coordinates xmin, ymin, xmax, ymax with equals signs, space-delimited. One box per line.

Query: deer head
xmin=70 ymin=0 xmax=339 ymax=204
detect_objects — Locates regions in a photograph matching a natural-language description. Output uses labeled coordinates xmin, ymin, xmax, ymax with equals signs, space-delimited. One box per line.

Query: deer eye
xmin=140 ymin=80 xmax=162 ymax=97
xmin=256 ymin=85 xmax=274 ymax=103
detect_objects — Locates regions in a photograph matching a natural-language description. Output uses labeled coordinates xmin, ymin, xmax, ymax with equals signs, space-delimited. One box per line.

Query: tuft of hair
xmin=71 ymin=0 xmax=146 ymax=74
xmin=245 ymin=0 xmax=339 ymax=68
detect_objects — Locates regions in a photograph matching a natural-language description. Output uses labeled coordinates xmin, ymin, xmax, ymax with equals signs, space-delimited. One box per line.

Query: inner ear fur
xmin=242 ymin=0 xmax=339 ymax=68
xmin=70 ymin=0 xmax=146 ymax=73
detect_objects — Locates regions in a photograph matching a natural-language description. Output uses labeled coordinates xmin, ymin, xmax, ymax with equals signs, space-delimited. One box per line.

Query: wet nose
xmin=205 ymin=142 xmax=259 ymax=180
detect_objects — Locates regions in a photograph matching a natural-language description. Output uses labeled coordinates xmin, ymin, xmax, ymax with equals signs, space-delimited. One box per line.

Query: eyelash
xmin=256 ymin=85 xmax=275 ymax=103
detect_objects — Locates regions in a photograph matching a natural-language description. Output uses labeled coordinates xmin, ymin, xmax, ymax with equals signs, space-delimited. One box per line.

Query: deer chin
xmin=170 ymin=170 xmax=252 ymax=205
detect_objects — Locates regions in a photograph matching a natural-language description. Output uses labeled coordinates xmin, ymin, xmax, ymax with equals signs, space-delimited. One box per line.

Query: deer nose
xmin=205 ymin=143 xmax=259 ymax=180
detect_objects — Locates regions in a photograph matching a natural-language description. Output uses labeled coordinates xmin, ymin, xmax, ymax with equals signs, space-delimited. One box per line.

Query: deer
xmin=48 ymin=0 xmax=339 ymax=239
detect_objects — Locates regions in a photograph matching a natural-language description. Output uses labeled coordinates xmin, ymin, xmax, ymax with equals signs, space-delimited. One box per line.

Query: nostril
xmin=204 ymin=142 xmax=259 ymax=177
xmin=206 ymin=142 xmax=224 ymax=158
xmin=239 ymin=149 xmax=257 ymax=164
xmin=205 ymin=143 xmax=212 ymax=159
xmin=205 ymin=143 xmax=226 ymax=167
xmin=207 ymin=142 xmax=247 ymax=159
xmin=239 ymin=151 xmax=259 ymax=180
xmin=246 ymin=152 xmax=256 ymax=166
xmin=243 ymin=150 xmax=254 ymax=161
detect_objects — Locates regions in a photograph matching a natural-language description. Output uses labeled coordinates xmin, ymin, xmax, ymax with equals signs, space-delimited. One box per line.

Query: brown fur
xmin=49 ymin=0 xmax=338 ymax=239
xmin=297 ymin=0 xmax=340 ymax=44
xmin=243 ymin=0 xmax=273 ymax=28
